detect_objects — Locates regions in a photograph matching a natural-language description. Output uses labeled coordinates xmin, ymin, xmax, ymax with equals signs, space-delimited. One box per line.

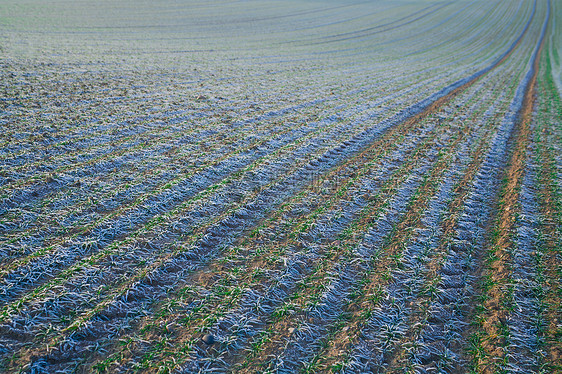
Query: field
xmin=0 ymin=0 xmax=561 ymax=372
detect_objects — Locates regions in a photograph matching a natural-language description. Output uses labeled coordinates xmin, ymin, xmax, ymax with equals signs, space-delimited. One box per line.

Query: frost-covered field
xmin=0 ymin=0 xmax=561 ymax=373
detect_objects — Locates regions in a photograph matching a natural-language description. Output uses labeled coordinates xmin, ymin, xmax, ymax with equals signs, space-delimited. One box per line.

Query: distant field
xmin=0 ymin=0 xmax=561 ymax=372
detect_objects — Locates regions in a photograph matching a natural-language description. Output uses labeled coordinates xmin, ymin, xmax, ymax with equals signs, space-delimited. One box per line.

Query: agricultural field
xmin=0 ymin=0 xmax=561 ymax=372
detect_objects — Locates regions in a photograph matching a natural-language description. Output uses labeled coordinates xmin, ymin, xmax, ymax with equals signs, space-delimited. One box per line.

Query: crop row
xmin=0 ymin=0 xmax=559 ymax=372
